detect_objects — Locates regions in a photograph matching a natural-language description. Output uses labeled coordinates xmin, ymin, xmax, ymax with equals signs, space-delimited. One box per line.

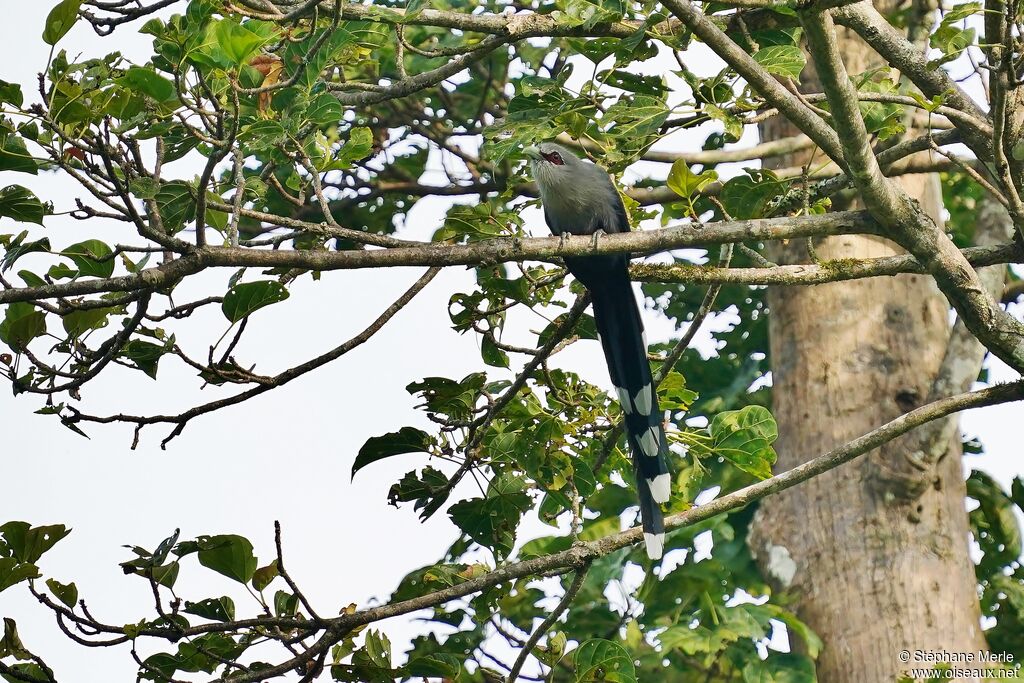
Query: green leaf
xmin=600 ymin=70 xmax=666 ymax=95
xmin=406 ymin=372 xmax=487 ymax=423
xmin=0 ymin=186 xmax=45 ymax=225
xmin=434 ymin=203 xmax=522 ymax=243
xmin=305 ymin=92 xmax=345 ymax=126
xmin=391 ymin=563 xmax=487 ymax=601
xmin=403 ymin=0 xmax=429 ymax=21
xmin=221 ymin=280 xmax=289 ymax=322
xmin=747 ymin=27 xmax=803 ymax=48
xmin=274 ymin=589 xmax=298 ymax=617
xmin=183 ymin=596 xmax=236 ymax=622
xmin=571 ymin=638 xmax=636 ymax=682
xmin=752 ymin=45 xmax=805 ymax=80
xmin=406 ymin=653 xmax=461 ymax=678
xmin=0 ymin=133 xmax=39 ymax=174
xmin=336 ymin=126 xmax=374 ymax=168
xmin=150 ymin=562 xmax=180 ymax=589
xmin=0 ymin=303 xmax=46 ymax=352
xmin=45 ymin=578 xmax=78 ymax=608
xmin=703 ymin=103 xmax=744 ymax=141
xmin=658 ymin=371 xmax=698 ymax=411
xmin=196 ymin=534 xmax=258 ymax=584
xmin=159 ymin=130 xmax=200 ymax=164
xmin=1 ymin=232 xmax=50 ymax=272
xmin=854 ymin=70 xmax=905 ymax=139
xmin=968 ymin=471 xmax=1023 ymax=569
xmin=765 ymin=606 xmax=822 ymax=658
xmin=43 ymin=0 xmax=82 ymax=45
xmin=720 ymin=170 xmax=785 ymax=220
xmin=153 ymin=181 xmax=196 ymax=232
xmin=239 ymin=120 xmax=287 ymax=152
xmin=47 ymin=263 xmax=77 ymax=280
xmin=709 ymin=405 xmax=778 ymax=479
xmin=0 ymin=663 xmax=49 ymax=683
xmin=362 ymin=630 xmax=392 ymax=669
xmin=742 ymin=653 xmax=816 ymax=683
xmin=0 ymin=618 xmax=30 ymax=660
xmin=351 ymin=426 xmax=433 ymax=479
xmin=930 ymin=24 xmax=976 ymax=61
xmin=942 ymin=1 xmax=982 ymax=22
xmin=448 ymin=473 xmax=532 ymax=558
xmin=251 ymin=560 xmax=278 ymax=592
xmin=129 ymin=177 xmax=161 ymax=200
xmin=18 ymin=270 xmax=45 ymax=288
xmin=0 ymin=80 xmax=24 ymax=108
xmin=0 ymin=522 xmax=71 ymax=563
xmin=214 ymin=19 xmax=270 ymax=65
xmin=481 ymin=335 xmax=510 ymax=368
xmin=538 ymin=631 xmax=567 ymax=666
xmin=121 ymin=339 xmax=169 ymax=379
xmin=117 ymin=67 xmax=174 ymax=102
xmin=387 ymin=466 xmax=450 ymax=514
xmin=538 ymin=312 xmax=597 ymax=347
xmin=61 ymin=239 xmax=115 ymax=278
xmin=0 ymin=559 xmax=39 ymax=593
xmin=484 ymin=93 xmax=563 ymax=162
xmin=562 ymin=0 xmax=625 ymax=29
xmin=667 ymin=161 xmax=718 ymax=199
xmin=658 ymin=624 xmax=728 ymax=655
xmin=62 ymin=306 xmax=116 ymax=338
xmin=605 ymin=93 xmax=669 ymax=140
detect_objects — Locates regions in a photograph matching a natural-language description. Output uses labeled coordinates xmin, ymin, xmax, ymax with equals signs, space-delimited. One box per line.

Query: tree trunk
xmin=747 ymin=13 xmax=989 ymax=682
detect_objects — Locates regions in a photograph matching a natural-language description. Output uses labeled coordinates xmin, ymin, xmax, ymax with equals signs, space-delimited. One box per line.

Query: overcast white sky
xmin=0 ymin=4 xmax=1020 ymax=681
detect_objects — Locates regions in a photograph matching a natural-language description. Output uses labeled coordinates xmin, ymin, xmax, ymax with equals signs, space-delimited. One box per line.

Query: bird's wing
xmin=542 ymin=204 xmax=564 ymax=236
xmin=598 ymin=171 xmax=631 ymax=234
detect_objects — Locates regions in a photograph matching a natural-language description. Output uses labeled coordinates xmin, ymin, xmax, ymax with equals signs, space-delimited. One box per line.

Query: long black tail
xmin=568 ymin=256 xmax=670 ymax=560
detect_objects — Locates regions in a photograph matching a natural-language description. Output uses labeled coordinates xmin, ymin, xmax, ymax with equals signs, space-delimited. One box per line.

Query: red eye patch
xmin=541 ymin=151 xmax=564 ymax=165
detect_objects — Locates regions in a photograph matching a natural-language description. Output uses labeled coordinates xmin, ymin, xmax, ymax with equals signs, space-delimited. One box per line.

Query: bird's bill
xmin=521 ymin=145 xmax=543 ymax=160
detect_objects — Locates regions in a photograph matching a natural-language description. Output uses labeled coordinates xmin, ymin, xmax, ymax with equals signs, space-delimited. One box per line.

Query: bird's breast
xmin=539 ymin=184 xmax=610 ymax=236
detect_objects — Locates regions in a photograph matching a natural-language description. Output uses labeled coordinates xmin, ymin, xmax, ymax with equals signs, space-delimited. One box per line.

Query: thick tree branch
xmin=802 ymin=7 xmax=1024 ymax=372
xmin=833 ymin=1 xmax=995 ymax=162
xmin=661 ymin=0 xmax=847 ymax=166
xmin=4 ymin=217 xmax=1021 ymax=309
xmin=0 ymin=212 xmax=881 ymax=305
xmin=634 ymin=242 xmax=1020 ymax=286
xmin=319 ymin=380 xmax=1024 ymax=635
xmin=29 ymin=379 xmax=1022 ymax=679
xmin=897 ymin=199 xmax=1016 ymax=488
xmin=801 ymin=10 xmax=907 ymax=218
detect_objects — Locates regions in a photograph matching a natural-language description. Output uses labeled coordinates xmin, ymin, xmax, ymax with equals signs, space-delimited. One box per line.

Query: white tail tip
xmin=644 ymin=532 xmax=665 ymax=560
xmin=648 ymin=473 xmax=671 ymax=504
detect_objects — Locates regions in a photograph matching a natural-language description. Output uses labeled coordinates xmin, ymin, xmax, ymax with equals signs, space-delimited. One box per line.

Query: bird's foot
xmin=557 ymin=231 xmax=571 ymax=251
xmin=590 ymin=229 xmax=606 ymax=252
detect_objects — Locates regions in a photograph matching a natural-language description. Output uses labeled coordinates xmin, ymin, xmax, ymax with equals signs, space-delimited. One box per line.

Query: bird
xmin=523 ymin=142 xmax=670 ymax=561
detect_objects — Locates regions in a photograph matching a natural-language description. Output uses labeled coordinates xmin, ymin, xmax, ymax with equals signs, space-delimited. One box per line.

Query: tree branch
xmin=661 ymin=0 xmax=847 ymax=166
xmin=65 ymin=267 xmax=441 ymax=447
xmin=0 ymin=212 xmax=882 ymax=305
xmin=802 ymin=6 xmax=1024 ymax=372
xmin=323 ymin=379 xmax=1024 ymax=631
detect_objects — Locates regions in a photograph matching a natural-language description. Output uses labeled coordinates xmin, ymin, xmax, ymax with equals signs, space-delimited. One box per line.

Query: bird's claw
xmin=557 ymin=231 xmax=571 ymax=251
xmin=591 ymin=229 xmax=606 ymax=252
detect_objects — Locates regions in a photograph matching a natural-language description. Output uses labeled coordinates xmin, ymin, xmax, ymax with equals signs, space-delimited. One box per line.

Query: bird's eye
xmin=543 ymin=151 xmax=564 ymax=165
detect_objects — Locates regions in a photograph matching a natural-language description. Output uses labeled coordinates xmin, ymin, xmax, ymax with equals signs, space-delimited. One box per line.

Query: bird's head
xmin=522 ymin=142 xmax=582 ymax=190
